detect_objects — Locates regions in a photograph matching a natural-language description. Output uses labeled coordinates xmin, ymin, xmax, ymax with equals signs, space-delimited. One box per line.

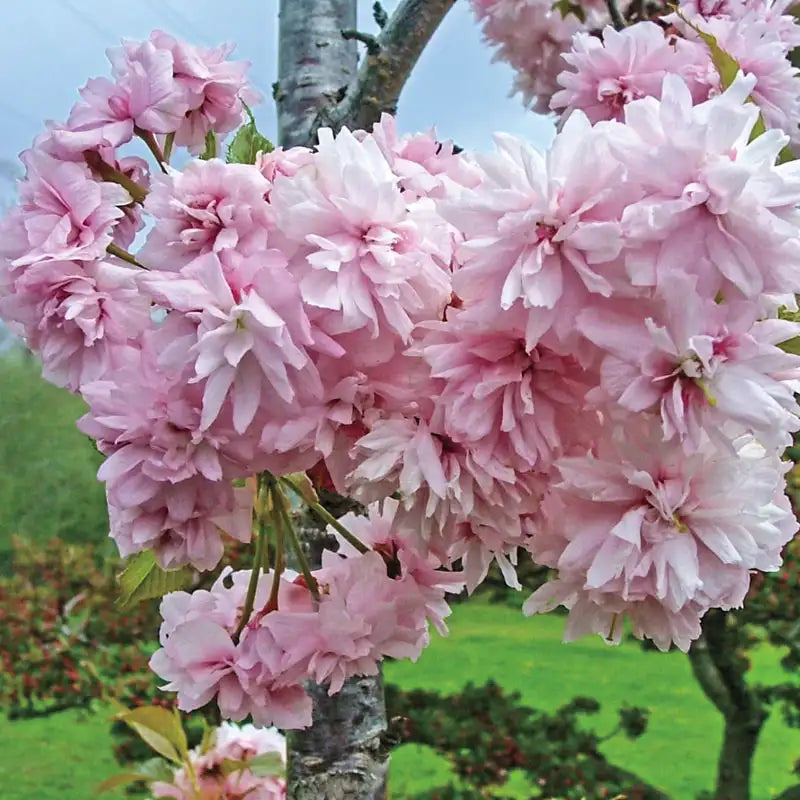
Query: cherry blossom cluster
xmin=1 ymin=21 xmax=799 ymax=732
xmin=150 ymin=721 xmax=286 ymax=799
xmin=151 ymin=504 xmax=462 ymax=728
xmin=471 ymin=0 xmax=800 ymax=136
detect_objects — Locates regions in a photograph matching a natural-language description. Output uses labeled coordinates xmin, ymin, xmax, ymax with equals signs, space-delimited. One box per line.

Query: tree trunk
xmin=714 ymin=710 xmax=765 ymax=800
xmin=276 ymin=5 xmax=389 ymax=797
xmin=275 ymin=2 xmax=455 ymax=795
xmin=688 ymin=611 xmax=768 ymax=800
xmin=286 ymin=674 xmax=389 ymax=800
xmin=276 ymin=0 xmax=357 ymax=148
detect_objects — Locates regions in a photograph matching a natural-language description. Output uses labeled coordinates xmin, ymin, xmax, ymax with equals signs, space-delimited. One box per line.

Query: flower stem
xmin=135 ymin=126 xmax=168 ymax=173
xmin=163 ymin=132 xmax=175 ymax=163
xmin=232 ymin=474 xmax=271 ymax=642
xmin=266 ymin=487 xmax=286 ymax=611
xmin=279 ymin=477 xmax=370 ymax=554
xmin=106 ymin=242 xmax=146 ymax=268
xmin=273 ymin=484 xmax=321 ymax=602
xmin=83 ymin=150 xmax=148 ymax=203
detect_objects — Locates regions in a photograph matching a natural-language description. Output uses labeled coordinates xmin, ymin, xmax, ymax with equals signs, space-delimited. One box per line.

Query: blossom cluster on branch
xmin=149 ymin=722 xmax=286 ymax=800
xmin=2 ymin=8 xmax=800 ymax=731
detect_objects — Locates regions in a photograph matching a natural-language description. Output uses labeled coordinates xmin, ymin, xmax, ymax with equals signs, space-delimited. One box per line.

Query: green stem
xmin=135 ymin=127 xmax=168 ymax=173
xmin=232 ymin=475 xmax=270 ymax=642
xmin=273 ymin=485 xmax=321 ymax=601
xmin=279 ymin=477 xmax=370 ymax=554
xmin=83 ymin=151 xmax=148 ymax=203
xmin=266 ymin=487 xmax=286 ymax=611
xmin=163 ymin=132 xmax=175 ymax=163
xmin=106 ymin=242 xmax=146 ymax=268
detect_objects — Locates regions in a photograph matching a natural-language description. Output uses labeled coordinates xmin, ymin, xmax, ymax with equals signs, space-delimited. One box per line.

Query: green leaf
xmin=163 ymin=132 xmax=175 ymax=162
xmin=201 ymin=130 xmax=217 ymax=160
xmin=114 ymin=706 xmax=188 ymax=764
xmin=94 ymin=772 xmax=152 ymax=795
xmin=779 ymin=336 xmax=800 ymax=355
xmin=117 ymin=551 xmax=192 ymax=609
xmin=199 ymin=718 xmax=217 ymax=755
xmin=219 ymin=751 xmax=284 ymax=777
xmin=284 ymin=472 xmax=319 ymax=504
xmin=678 ymin=10 xmax=795 ymax=162
xmin=227 ymin=107 xmax=274 ymax=165
xmin=246 ymin=752 xmax=285 ymax=777
xmin=550 ymin=0 xmax=585 ymax=22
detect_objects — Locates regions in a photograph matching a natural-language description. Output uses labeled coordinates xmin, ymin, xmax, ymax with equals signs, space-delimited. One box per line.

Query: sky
xmin=0 ymin=0 xmax=555 ymax=205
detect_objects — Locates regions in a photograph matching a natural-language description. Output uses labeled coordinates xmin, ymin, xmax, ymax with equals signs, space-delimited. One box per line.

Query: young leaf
xmin=117 ymin=551 xmax=192 ymax=609
xmin=677 ymin=10 xmax=795 ymax=161
xmin=114 ymin=706 xmax=189 ymax=764
xmin=227 ymin=114 xmax=274 ymax=165
xmin=284 ymin=472 xmax=319 ymax=504
xmin=219 ymin=751 xmax=284 ymax=777
xmin=200 ymin=130 xmax=217 ymax=160
xmin=778 ymin=336 xmax=800 ymax=355
xmin=246 ymin=751 xmax=285 ymax=777
xmin=94 ymin=772 xmax=152 ymax=795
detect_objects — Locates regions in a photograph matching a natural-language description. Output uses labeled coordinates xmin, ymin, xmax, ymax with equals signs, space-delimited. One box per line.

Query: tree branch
xmin=313 ymin=0 xmax=457 ymax=136
xmin=689 ymin=633 xmax=734 ymax=717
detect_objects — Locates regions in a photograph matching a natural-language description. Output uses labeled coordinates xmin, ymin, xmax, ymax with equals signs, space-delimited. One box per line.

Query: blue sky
xmin=0 ymin=0 xmax=554 ymax=204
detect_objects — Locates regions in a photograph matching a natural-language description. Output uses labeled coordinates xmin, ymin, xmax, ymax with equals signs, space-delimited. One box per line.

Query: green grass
xmin=0 ymin=353 xmax=109 ymax=571
xmin=1 ymin=599 xmax=799 ymax=799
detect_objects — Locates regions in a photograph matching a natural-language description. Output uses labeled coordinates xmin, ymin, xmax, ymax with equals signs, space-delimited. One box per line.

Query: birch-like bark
xmin=276 ymin=3 xmax=456 ymax=797
xmin=276 ymin=0 xmax=358 ymax=147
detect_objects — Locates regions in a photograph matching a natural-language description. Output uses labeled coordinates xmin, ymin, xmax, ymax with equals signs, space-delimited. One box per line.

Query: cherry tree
xmin=2 ymin=1 xmax=800 ymax=798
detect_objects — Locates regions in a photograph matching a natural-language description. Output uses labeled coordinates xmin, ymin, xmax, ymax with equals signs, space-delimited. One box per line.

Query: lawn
xmin=1 ymin=598 xmax=799 ymax=800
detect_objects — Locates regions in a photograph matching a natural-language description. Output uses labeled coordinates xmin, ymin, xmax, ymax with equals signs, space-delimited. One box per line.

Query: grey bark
xmin=688 ymin=611 xmax=767 ymax=800
xmin=276 ymin=0 xmax=358 ymax=147
xmin=285 ymin=494 xmax=389 ymax=800
xmin=286 ymin=675 xmax=389 ymax=800
xmin=318 ymin=0 xmax=458 ymax=134
xmin=276 ymin=3 xmax=456 ymax=797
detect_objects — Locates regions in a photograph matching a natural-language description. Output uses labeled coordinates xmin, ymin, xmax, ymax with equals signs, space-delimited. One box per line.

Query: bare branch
xmin=688 ymin=634 xmax=733 ymax=716
xmin=313 ymin=0 xmax=457 ymax=136
xmin=341 ymin=28 xmax=381 ymax=55
xmin=605 ymin=0 xmax=627 ymax=29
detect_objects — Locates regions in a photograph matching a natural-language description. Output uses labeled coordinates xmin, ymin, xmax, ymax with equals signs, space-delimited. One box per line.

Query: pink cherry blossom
xmin=152 ymin=571 xmax=315 ymax=728
xmin=7 ymin=150 xmax=130 ymax=268
xmin=0 ymin=259 xmax=149 ymax=391
xmin=331 ymin=498 xmax=465 ymax=634
xmin=348 ymin=415 xmax=537 ymax=578
xmin=417 ymin=314 xmax=598 ymax=472
xmin=524 ymin=424 xmax=797 ymax=650
xmin=152 ymin=721 xmax=286 ymax=800
xmin=615 ymin=73 xmax=800 ymax=298
xmin=108 ymin=477 xmax=253 ymax=571
xmin=471 ymin=0 xmax=601 ymax=114
xmin=148 ymin=30 xmax=260 ymax=153
xmin=578 ymin=274 xmax=800 ymax=450
xmin=552 ymin=23 xmax=714 ymax=123
xmin=106 ymin=36 xmax=192 ymax=135
xmin=141 ymin=251 xmax=324 ymax=435
xmin=138 ymin=159 xmax=272 ymax=271
xmin=441 ymin=115 xmax=633 ymax=345
xmin=269 ymin=126 xmax=452 ymax=346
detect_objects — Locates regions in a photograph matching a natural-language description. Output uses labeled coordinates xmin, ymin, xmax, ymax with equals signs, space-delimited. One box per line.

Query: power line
xmin=60 ymin=0 xmax=120 ymax=45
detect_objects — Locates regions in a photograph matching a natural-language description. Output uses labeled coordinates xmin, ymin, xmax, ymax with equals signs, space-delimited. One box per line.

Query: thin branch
xmin=341 ymin=29 xmax=381 ymax=55
xmin=688 ymin=633 xmax=733 ymax=717
xmin=605 ymin=0 xmax=628 ymax=29
xmin=312 ymin=0 xmax=457 ymax=136
xmin=373 ymin=1 xmax=389 ymax=28
xmin=106 ymin=242 xmax=146 ymax=269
